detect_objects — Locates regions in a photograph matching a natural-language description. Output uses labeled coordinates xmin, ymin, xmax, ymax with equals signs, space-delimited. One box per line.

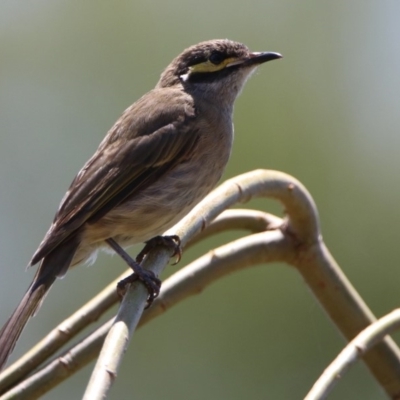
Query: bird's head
xmin=157 ymin=39 xmax=282 ymax=103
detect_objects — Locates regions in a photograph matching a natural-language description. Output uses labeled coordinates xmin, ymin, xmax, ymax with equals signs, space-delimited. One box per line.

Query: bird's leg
xmin=136 ymin=235 xmax=182 ymax=265
xmin=105 ymin=238 xmax=161 ymax=306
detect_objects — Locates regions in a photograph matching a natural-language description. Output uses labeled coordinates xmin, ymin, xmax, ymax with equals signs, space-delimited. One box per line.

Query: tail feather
xmin=0 ymin=284 xmax=47 ymax=370
xmin=0 ymin=235 xmax=80 ymax=371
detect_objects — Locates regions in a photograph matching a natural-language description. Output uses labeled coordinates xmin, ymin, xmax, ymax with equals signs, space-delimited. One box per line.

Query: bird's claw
xmin=136 ymin=235 xmax=182 ymax=265
xmin=117 ymin=269 xmax=161 ymax=308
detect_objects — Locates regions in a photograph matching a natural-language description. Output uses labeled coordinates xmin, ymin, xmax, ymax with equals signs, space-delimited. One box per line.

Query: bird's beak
xmin=227 ymin=52 xmax=282 ymax=68
xmin=249 ymin=51 xmax=282 ymax=64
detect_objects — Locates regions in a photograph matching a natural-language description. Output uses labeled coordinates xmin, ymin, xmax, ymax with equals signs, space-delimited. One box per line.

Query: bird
xmin=0 ymin=39 xmax=281 ymax=370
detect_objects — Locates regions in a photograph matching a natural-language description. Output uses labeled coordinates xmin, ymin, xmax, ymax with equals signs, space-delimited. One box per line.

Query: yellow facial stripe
xmin=188 ymin=57 xmax=238 ymax=74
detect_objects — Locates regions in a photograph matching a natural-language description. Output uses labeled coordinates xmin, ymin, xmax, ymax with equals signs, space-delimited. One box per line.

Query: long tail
xmin=0 ymin=235 xmax=80 ymax=371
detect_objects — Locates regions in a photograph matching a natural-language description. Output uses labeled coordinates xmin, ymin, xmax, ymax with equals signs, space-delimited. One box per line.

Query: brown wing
xmin=30 ymin=88 xmax=198 ymax=265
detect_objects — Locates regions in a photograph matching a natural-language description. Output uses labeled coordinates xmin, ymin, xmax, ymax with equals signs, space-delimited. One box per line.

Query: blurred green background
xmin=1 ymin=1 xmax=400 ymax=399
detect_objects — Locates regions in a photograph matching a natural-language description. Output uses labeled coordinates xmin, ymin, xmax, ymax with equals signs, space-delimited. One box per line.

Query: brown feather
xmin=0 ymin=235 xmax=80 ymax=370
xmin=30 ymin=89 xmax=198 ymax=265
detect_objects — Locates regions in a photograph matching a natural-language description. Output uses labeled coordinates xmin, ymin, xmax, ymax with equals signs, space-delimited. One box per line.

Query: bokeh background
xmin=1 ymin=1 xmax=400 ymax=399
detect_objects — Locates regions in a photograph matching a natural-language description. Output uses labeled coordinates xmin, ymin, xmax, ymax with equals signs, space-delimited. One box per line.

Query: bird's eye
xmin=209 ymin=51 xmax=224 ymax=65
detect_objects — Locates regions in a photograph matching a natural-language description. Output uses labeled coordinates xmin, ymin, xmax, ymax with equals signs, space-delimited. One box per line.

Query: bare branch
xmin=1 ymin=170 xmax=400 ymax=399
xmin=84 ymin=169 xmax=318 ymax=398
xmin=0 ymin=208 xmax=276 ymax=393
xmin=0 ymin=279 xmax=121 ymax=393
xmin=305 ymin=309 xmax=400 ymax=400
xmin=0 ymin=231 xmax=290 ymax=399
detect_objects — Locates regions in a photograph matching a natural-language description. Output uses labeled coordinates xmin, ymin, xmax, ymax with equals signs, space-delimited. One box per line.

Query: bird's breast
xmin=80 ymin=113 xmax=233 ymax=251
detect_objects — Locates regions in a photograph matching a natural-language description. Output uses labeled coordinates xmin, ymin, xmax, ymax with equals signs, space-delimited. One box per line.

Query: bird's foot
xmin=136 ymin=235 xmax=182 ymax=265
xmin=117 ymin=269 xmax=161 ymax=307
xmin=106 ymin=238 xmax=161 ymax=307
